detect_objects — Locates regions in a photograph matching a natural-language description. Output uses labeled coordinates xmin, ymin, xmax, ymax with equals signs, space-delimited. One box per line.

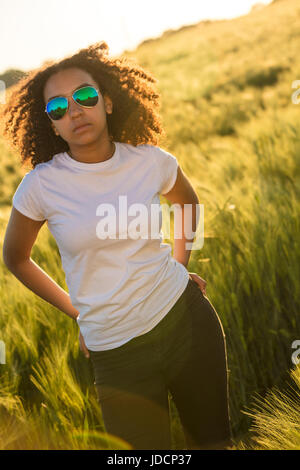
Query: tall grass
xmin=0 ymin=0 xmax=299 ymax=449
xmin=238 ymin=364 xmax=300 ymax=450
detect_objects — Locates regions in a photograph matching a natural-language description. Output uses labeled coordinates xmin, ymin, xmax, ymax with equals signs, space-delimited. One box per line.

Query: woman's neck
xmin=67 ymin=140 xmax=115 ymax=164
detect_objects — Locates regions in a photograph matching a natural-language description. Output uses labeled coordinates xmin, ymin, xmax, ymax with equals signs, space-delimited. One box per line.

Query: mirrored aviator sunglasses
xmin=45 ymin=85 xmax=100 ymax=121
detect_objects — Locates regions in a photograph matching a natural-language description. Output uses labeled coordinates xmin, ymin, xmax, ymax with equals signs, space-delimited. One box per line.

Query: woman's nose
xmin=68 ymin=99 xmax=83 ymax=117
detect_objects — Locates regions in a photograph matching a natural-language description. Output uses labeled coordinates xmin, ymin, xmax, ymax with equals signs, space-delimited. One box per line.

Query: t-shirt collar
xmin=60 ymin=142 xmax=120 ymax=171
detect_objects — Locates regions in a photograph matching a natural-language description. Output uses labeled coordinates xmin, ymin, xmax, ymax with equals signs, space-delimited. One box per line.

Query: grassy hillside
xmin=0 ymin=0 xmax=299 ymax=449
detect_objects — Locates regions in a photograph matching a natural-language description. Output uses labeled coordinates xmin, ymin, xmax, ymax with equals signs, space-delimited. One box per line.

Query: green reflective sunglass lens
xmin=73 ymin=86 xmax=99 ymax=106
xmin=46 ymin=97 xmax=68 ymax=120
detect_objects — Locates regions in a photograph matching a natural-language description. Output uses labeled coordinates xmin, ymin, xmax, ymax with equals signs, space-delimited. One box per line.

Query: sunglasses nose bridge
xmin=68 ymin=93 xmax=84 ymax=114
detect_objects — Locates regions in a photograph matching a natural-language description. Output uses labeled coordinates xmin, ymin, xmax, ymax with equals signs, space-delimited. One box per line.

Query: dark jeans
xmin=88 ymin=278 xmax=233 ymax=450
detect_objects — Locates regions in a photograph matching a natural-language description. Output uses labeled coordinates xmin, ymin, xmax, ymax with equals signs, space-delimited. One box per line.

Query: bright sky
xmin=0 ymin=0 xmax=272 ymax=74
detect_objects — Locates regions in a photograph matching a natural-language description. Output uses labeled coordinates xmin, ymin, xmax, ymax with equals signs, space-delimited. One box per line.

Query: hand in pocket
xmin=188 ymin=272 xmax=207 ymax=295
xmin=79 ymin=330 xmax=90 ymax=358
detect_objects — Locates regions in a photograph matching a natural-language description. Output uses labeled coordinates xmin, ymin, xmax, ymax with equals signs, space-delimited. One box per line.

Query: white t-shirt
xmin=12 ymin=142 xmax=190 ymax=350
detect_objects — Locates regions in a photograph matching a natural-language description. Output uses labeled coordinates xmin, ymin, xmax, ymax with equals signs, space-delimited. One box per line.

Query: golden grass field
xmin=0 ymin=0 xmax=299 ymax=449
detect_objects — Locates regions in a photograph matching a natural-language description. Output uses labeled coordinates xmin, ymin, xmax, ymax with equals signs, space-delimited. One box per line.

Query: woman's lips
xmin=73 ymin=124 xmax=91 ymax=133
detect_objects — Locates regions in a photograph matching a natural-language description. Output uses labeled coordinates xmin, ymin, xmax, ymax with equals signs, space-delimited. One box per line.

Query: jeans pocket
xmin=189 ymin=278 xmax=204 ymax=296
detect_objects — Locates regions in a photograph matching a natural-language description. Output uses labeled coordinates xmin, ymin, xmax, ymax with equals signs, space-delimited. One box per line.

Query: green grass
xmin=0 ymin=0 xmax=299 ymax=449
xmin=237 ymin=364 xmax=300 ymax=450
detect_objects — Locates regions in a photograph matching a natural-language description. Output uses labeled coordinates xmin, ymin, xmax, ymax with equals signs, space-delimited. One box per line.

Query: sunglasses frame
xmin=44 ymin=85 xmax=100 ymax=120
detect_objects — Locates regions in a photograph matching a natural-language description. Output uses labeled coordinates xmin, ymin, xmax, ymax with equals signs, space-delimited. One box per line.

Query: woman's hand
xmin=79 ymin=331 xmax=90 ymax=359
xmin=188 ymin=272 xmax=207 ymax=295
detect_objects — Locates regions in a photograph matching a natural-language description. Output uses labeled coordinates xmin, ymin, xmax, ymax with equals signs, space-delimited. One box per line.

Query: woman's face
xmin=43 ymin=67 xmax=113 ymax=145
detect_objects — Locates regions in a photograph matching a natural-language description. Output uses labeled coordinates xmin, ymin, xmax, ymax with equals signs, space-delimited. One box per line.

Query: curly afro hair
xmin=0 ymin=41 xmax=166 ymax=169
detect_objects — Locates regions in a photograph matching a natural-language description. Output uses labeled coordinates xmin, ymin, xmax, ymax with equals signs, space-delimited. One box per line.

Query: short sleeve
xmin=153 ymin=146 xmax=179 ymax=195
xmin=12 ymin=169 xmax=46 ymax=221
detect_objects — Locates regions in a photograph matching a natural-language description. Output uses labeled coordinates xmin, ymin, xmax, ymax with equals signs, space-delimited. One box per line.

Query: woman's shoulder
xmin=31 ymin=152 xmax=63 ymax=174
xmin=119 ymin=141 xmax=159 ymax=151
xmin=119 ymin=142 xmax=165 ymax=159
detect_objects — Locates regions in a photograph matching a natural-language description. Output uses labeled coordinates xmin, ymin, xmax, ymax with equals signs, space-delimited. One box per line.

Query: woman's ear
xmin=104 ymin=94 xmax=113 ymax=114
xmin=51 ymin=122 xmax=59 ymax=136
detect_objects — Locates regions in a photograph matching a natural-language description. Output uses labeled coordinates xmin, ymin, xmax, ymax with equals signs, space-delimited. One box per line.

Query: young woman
xmin=1 ymin=41 xmax=233 ymax=450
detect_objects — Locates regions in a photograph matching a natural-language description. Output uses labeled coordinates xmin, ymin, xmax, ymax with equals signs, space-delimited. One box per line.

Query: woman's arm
xmin=2 ymin=207 xmax=79 ymax=321
xmin=162 ymin=166 xmax=207 ymax=294
xmin=162 ymin=165 xmax=200 ymax=267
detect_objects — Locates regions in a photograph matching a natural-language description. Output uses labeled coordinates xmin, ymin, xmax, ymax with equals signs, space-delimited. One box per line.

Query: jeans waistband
xmin=88 ymin=278 xmax=197 ymax=358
